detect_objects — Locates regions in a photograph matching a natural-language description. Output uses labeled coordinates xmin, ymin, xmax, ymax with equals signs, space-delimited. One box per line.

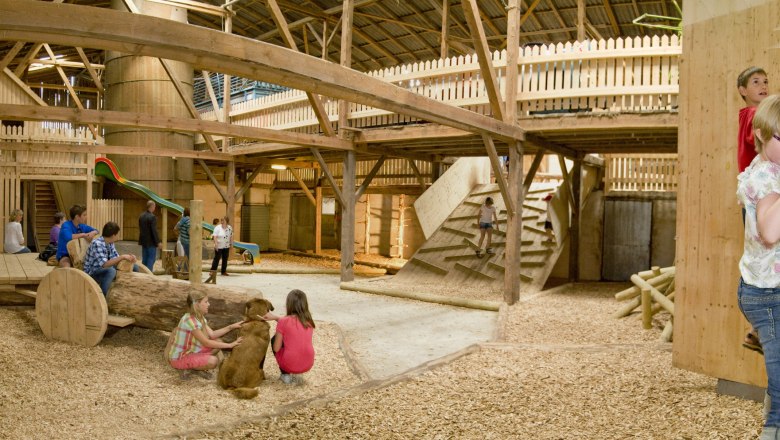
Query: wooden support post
xmin=461 ymin=0 xmax=503 ymax=121
xmin=355 ymin=155 xmax=385 ymax=199
xmin=407 ymin=158 xmax=427 ymax=193
xmin=315 ymin=179 xmax=322 ymax=254
xmin=222 ymin=10 xmax=233 ymax=151
xmin=339 ymin=0 xmax=355 ymax=282
xmin=161 ymin=207 xmax=168 ymax=254
xmin=440 ymin=0 xmax=449 ymax=59
xmin=523 ymin=151 xmax=545 ymax=195
xmin=641 ymin=287 xmax=652 ymax=329
xmin=569 ymin=154 xmax=582 ymax=282
xmin=189 ymin=200 xmax=203 ymax=284
xmin=86 ymin=153 xmax=94 ymax=220
xmin=364 ymin=194 xmax=370 ymax=254
xmin=482 ymin=134 xmax=515 ymax=218
xmin=577 ymin=0 xmax=586 ymax=42
xmin=503 ymin=0 xmax=522 ymax=305
xmin=289 ymin=167 xmax=316 ymax=206
xmin=311 ymin=148 xmax=344 ymax=206
xmin=226 ymin=161 xmax=236 ymax=257
xmin=341 ymin=151 xmax=356 ymax=281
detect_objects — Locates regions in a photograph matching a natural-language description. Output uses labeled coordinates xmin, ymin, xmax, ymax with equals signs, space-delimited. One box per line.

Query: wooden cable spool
xmin=36 ymin=268 xmax=108 ymax=347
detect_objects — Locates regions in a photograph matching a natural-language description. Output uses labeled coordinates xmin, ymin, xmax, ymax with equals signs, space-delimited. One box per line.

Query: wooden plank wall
xmin=91 ymin=199 xmax=124 ymax=240
xmin=673 ymin=0 xmax=780 ymax=386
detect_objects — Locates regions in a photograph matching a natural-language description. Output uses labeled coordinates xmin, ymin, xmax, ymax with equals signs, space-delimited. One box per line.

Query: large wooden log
xmin=107 ymin=271 xmax=262 ymax=332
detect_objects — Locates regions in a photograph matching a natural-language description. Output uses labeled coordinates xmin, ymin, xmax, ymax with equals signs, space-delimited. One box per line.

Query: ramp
xmin=394 ymin=182 xmax=565 ymax=293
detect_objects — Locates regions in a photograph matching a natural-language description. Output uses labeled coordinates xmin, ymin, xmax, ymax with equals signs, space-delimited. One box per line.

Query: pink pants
xmin=170 ymin=346 xmax=213 ymax=370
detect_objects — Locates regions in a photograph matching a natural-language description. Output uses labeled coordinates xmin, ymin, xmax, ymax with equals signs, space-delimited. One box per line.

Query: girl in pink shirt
xmin=262 ymin=289 xmax=315 ymax=384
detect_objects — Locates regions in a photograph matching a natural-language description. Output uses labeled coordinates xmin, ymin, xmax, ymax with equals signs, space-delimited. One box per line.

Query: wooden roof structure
xmin=0 ymin=0 xmax=681 ymax=165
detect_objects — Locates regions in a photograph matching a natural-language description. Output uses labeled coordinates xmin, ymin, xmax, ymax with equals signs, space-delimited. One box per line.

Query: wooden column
xmin=440 ymin=0 xmax=449 ymax=59
xmin=577 ymin=0 xmax=586 ymax=41
xmin=222 ymin=8 xmax=232 ymax=151
xmin=189 ymin=200 xmax=203 ymax=284
xmin=161 ymin=207 xmax=168 ymax=252
xmin=226 ymin=160 xmax=236 ymax=259
xmin=339 ymin=0 xmax=355 ymax=282
xmin=86 ymin=153 xmax=94 ymax=220
xmin=503 ymin=0 xmax=522 ymax=305
xmin=315 ymin=177 xmax=322 ymax=254
xmin=569 ymin=154 xmax=582 ymax=282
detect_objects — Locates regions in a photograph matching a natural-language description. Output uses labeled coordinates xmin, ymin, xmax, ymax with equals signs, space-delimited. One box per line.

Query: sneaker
xmin=280 ymin=373 xmax=293 ymax=384
xmin=475 ymin=249 xmax=483 ymax=258
xmin=221 ymin=272 xmax=230 ymax=276
xmin=178 ymin=370 xmax=192 ymax=381
xmin=486 ymin=248 xmax=494 ymax=255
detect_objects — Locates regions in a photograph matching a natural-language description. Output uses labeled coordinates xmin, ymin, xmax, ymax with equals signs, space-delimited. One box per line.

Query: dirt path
xmin=215 ymin=272 xmax=497 ymax=379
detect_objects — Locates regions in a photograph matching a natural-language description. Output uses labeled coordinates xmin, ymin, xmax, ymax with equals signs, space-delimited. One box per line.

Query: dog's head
xmin=244 ymin=298 xmax=274 ymax=321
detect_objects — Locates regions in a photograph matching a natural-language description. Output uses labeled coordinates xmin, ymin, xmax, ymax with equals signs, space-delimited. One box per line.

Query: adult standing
xmin=138 ymin=200 xmax=161 ymax=272
xmin=4 ymin=209 xmax=30 ymax=254
xmin=174 ymin=208 xmax=191 ymax=259
xmin=210 ymin=216 xmax=233 ymax=276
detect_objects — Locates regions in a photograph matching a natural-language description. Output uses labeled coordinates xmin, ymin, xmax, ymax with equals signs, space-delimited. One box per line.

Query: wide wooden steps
xmin=394 ymin=182 xmax=565 ymax=292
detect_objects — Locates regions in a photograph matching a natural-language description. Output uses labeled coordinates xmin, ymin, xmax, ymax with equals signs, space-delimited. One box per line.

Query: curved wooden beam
xmin=0 ymin=0 xmax=524 ymax=143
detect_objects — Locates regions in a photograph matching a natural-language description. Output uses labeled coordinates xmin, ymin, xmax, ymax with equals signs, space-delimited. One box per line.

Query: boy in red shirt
xmin=737 ymin=66 xmax=768 ymax=172
xmin=737 ymin=66 xmax=768 ymax=356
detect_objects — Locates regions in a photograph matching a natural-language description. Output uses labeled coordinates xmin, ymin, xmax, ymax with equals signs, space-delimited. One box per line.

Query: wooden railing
xmin=604 ymin=154 xmax=677 ymax=192
xmin=202 ymin=35 xmax=680 ymax=133
xmin=0 ymin=121 xmax=98 ymax=144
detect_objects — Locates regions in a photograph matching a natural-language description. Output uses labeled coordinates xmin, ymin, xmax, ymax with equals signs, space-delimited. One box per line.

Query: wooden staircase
xmin=32 ymin=181 xmax=59 ymax=251
xmin=394 ymin=182 xmax=565 ymax=293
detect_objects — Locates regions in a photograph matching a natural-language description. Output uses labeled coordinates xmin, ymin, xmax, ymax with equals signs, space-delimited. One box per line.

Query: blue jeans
xmin=90 ymin=264 xmax=139 ymax=296
xmin=142 ymin=246 xmax=157 ymax=272
xmin=738 ymin=278 xmax=780 ymax=429
xmin=180 ymin=240 xmax=190 ymax=259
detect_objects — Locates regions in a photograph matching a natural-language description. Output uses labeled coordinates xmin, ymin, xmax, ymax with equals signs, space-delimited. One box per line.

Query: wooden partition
xmin=674 ymin=0 xmax=780 ymax=386
xmin=91 ymin=199 xmax=124 ymax=240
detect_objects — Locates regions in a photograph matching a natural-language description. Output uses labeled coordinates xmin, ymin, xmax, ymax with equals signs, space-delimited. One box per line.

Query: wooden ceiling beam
xmin=255 ymin=0 xmax=380 ymax=40
xmin=0 ymin=141 xmax=233 ymax=160
xmin=266 ymin=0 xmax=335 ymax=136
xmin=0 ymin=0 xmax=524 ymax=142
xmin=462 ymin=0 xmax=504 ymax=121
xmin=601 ymin=0 xmax=621 ymax=36
xmin=0 ymin=103 xmax=353 ymax=150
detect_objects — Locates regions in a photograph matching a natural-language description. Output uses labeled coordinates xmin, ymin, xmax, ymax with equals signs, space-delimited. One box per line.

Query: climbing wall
xmin=394 ymin=182 xmax=564 ymax=292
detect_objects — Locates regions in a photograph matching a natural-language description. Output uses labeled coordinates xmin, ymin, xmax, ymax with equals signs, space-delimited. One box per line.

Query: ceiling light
xmin=271 ymin=164 xmax=287 ymax=170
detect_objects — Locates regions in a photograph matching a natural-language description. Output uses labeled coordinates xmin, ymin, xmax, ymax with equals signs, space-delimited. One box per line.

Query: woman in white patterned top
xmin=736 ymin=94 xmax=780 ymax=439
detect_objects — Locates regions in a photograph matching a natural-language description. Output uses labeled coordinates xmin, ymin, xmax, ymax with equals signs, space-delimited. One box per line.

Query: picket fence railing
xmin=604 ymin=154 xmax=677 ymax=192
xmin=201 ymin=35 xmax=680 ymax=134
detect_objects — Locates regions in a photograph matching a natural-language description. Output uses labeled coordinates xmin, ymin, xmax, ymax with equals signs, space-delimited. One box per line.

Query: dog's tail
xmin=230 ymin=387 xmax=259 ymax=399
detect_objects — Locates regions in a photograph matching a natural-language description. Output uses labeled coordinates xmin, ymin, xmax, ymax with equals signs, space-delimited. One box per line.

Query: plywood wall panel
xmin=673 ymin=0 xmax=780 ymax=386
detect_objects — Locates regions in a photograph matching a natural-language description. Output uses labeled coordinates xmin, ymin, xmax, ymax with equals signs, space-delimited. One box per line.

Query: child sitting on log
xmin=262 ymin=289 xmax=315 ymax=384
xmin=83 ymin=221 xmax=140 ymax=296
xmin=167 ymin=291 xmax=244 ymax=380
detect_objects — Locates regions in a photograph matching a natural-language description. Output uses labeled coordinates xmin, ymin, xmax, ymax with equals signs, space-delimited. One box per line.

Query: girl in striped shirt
xmin=167 ymin=291 xmax=244 ymax=380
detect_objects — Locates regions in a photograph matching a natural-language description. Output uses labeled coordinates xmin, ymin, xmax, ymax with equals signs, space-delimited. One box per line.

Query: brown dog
xmin=217 ymin=298 xmax=273 ymax=399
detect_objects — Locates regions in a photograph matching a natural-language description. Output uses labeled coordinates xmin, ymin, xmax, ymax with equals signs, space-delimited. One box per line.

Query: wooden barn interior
xmin=1 ymin=0 xmax=779 ymax=438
